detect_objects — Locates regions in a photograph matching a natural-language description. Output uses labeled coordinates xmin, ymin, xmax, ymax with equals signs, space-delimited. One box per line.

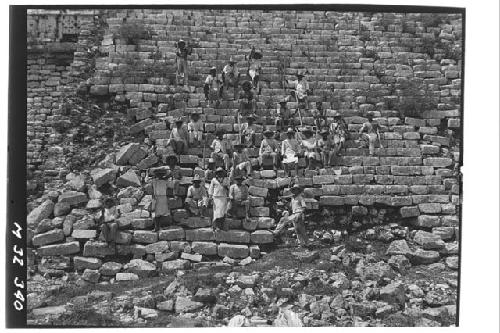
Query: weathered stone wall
xmin=26 ymin=9 xmax=462 ymax=280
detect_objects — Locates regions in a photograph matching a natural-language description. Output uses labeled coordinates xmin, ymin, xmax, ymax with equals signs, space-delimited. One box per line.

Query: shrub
xmin=397 ymin=79 xmax=438 ymax=118
xmin=118 ymin=22 xmax=151 ymax=45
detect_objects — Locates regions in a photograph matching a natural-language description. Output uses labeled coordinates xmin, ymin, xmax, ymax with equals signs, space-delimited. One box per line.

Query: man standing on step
xmin=247 ymin=46 xmax=262 ymax=94
xmin=290 ymin=72 xmax=311 ymax=111
xmin=150 ymin=168 xmax=171 ymax=232
xmin=176 ymin=39 xmax=192 ymax=86
xmin=273 ymin=185 xmax=309 ymax=247
xmin=204 ymin=66 xmax=222 ymax=107
xmin=187 ymin=112 xmax=203 ymax=147
xmin=185 ymin=174 xmax=208 ymax=217
xmin=208 ymin=167 xmax=230 ymax=231
xmin=275 ymin=97 xmax=297 ymax=132
xmin=222 ymin=56 xmax=240 ymax=100
xmin=281 ymin=127 xmax=302 ymax=177
xmin=170 ymin=117 xmax=189 ymax=155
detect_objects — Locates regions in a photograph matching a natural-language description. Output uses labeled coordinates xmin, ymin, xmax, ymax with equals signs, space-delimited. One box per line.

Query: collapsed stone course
xmin=26 ymin=9 xmax=462 ymax=284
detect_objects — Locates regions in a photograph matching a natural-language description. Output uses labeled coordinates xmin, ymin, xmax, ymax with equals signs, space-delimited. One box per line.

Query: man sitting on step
xmin=175 ymin=39 xmax=193 ymax=86
xmin=358 ymin=114 xmax=384 ymax=156
xmin=222 ymin=56 xmax=240 ymax=100
xmin=238 ymin=80 xmax=257 ymax=118
xmin=240 ymin=115 xmax=257 ymax=148
xmin=204 ymin=66 xmax=222 ymax=107
xmin=210 ymin=129 xmax=231 ymax=170
xmin=275 ymin=96 xmax=297 ymax=132
xmin=228 ymin=175 xmax=250 ymax=220
xmin=230 ymin=143 xmax=252 ymax=180
xmin=170 ymin=117 xmax=189 ymax=155
xmin=259 ymin=129 xmax=280 ymax=170
xmin=187 ymin=112 xmax=203 ymax=147
xmin=185 ymin=174 xmax=208 ymax=216
xmin=273 ymin=185 xmax=309 ymax=247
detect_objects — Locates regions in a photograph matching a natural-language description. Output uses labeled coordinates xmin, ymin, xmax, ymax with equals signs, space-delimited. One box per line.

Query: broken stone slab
xmin=58 ymin=191 xmax=88 ymax=207
xmin=38 ymin=241 xmax=80 ymax=256
xmin=386 ymin=239 xmax=412 ymax=256
xmin=83 ymin=241 xmax=115 ymax=257
xmin=27 ymin=200 xmax=54 ymax=227
xmin=192 ymin=288 xmax=216 ymax=303
xmin=169 ymin=241 xmax=190 ymax=252
xmin=82 ymin=269 xmax=100 ymax=283
xmin=409 ymin=249 xmax=441 ymax=265
xmin=116 ymin=272 xmax=139 ymax=281
xmin=292 ymin=250 xmax=320 ymax=263
xmin=128 ymin=147 xmax=148 ymax=166
xmin=71 ymin=229 xmax=97 ymax=240
xmin=116 ymin=169 xmax=142 ymax=187
xmin=73 ymin=256 xmax=102 ymax=271
xmin=379 ymin=282 xmax=406 ymax=306
xmin=115 ymin=143 xmax=140 ymax=165
xmin=53 ymin=202 xmax=71 ymax=217
xmin=65 ymin=173 xmax=86 ymax=192
xmin=137 ymin=154 xmax=158 ymax=170
xmin=191 ymin=241 xmax=217 ymax=256
xmin=124 ymin=259 xmax=156 ymax=277
xmin=236 ymin=275 xmax=256 ymax=288
xmin=157 ymin=299 xmax=174 ymax=312
xmin=131 ymin=218 xmax=153 ymax=229
xmin=162 ymin=259 xmax=191 ymax=271
xmin=32 ymin=305 xmax=67 ymax=317
xmin=180 ymin=252 xmax=203 ymax=262
xmin=86 ymin=199 xmax=102 ymax=210
xmin=413 ymin=230 xmax=446 ymax=250
xmin=99 ymin=261 xmax=123 ymax=276
xmin=91 ymin=168 xmax=116 ymax=188
xmin=32 ymin=229 xmax=65 ymax=247
xmin=145 ymin=241 xmax=169 ymax=254
xmin=175 ymin=296 xmax=203 ymax=313
xmin=218 ymin=243 xmax=249 ymax=259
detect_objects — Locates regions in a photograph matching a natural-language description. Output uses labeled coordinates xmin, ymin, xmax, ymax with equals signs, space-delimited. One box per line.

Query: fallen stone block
xmin=83 ymin=269 xmax=100 ymax=283
xmin=58 ymin=191 xmax=88 ymax=206
xmin=409 ymin=249 xmax=441 ymax=265
xmin=99 ymin=261 xmax=123 ymax=276
xmin=162 ymin=259 xmax=191 ymax=271
xmin=414 ymin=230 xmax=446 ymax=250
xmin=145 ymin=241 xmax=169 ymax=254
xmin=91 ymin=168 xmax=116 ymax=188
xmin=175 ymin=296 xmax=203 ymax=313
xmin=32 ymin=229 xmax=65 ymax=247
xmin=159 ymin=226 xmax=186 ymax=240
xmin=116 ymin=143 xmax=140 ymax=165
xmin=38 ymin=241 xmax=80 ymax=256
xmin=73 ymin=256 xmax=103 ymax=271
xmin=71 ymin=229 xmax=97 ymax=240
xmin=181 ymin=252 xmax=203 ymax=262
xmin=117 ymin=169 xmax=142 ymax=187
xmin=124 ymin=259 xmax=156 ymax=277
xmin=116 ymin=272 xmax=139 ymax=281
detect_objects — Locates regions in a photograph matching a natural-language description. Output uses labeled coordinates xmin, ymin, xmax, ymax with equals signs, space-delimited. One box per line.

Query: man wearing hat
xmin=204 ymin=158 xmax=216 ymax=182
xmin=187 ymin=112 xmax=203 ymax=147
xmin=231 ymin=143 xmax=252 ymax=179
xmin=240 ymin=115 xmax=257 ymax=147
xmin=247 ymin=46 xmax=262 ymax=92
xmin=238 ymin=80 xmax=256 ymax=117
xmin=290 ymin=71 xmax=311 ymax=108
xmin=176 ymin=39 xmax=193 ymax=86
xmin=228 ymin=174 xmax=250 ymax=220
xmin=273 ymin=184 xmax=308 ymax=247
xmin=222 ymin=56 xmax=240 ymax=100
xmin=259 ymin=128 xmax=280 ymax=169
xmin=358 ymin=114 xmax=383 ymax=156
xmin=281 ymin=127 xmax=302 ymax=176
xmin=97 ymin=197 xmax=119 ymax=246
xmin=210 ymin=129 xmax=231 ymax=170
xmin=204 ymin=66 xmax=222 ymax=107
xmin=185 ymin=174 xmax=208 ymax=216
xmin=170 ymin=117 xmax=189 ymax=155
xmin=275 ymin=96 xmax=297 ymax=132
xmin=208 ymin=167 xmax=230 ymax=230
xmin=329 ymin=111 xmax=348 ymax=158
xmin=150 ymin=168 xmax=171 ymax=232
xmin=312 ymin=101 xmax=327 ymax=130
xmin=299 ymin=126 xmax=321 ymax=170
xmin=318 ymin=129 xmax=334 ymax=167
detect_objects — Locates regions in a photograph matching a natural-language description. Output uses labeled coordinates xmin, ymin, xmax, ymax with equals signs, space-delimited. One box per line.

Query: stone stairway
xmin=27 ymin=9 xmax=462 ymax=282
